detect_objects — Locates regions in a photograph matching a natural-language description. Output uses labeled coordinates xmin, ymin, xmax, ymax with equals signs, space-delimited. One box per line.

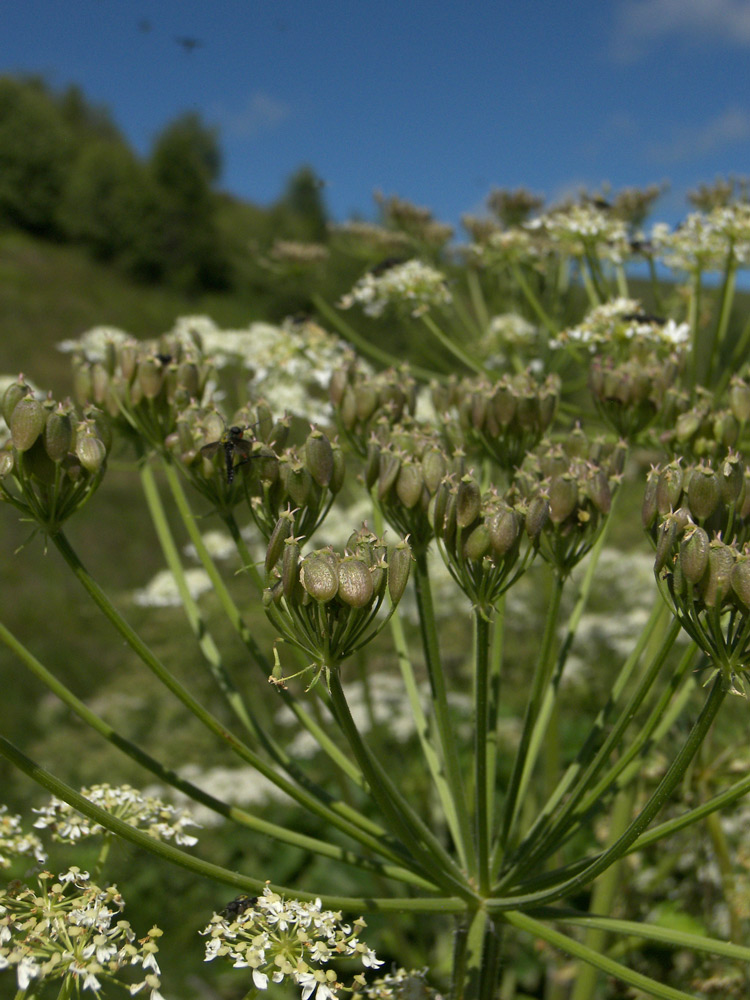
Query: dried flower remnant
xmin=0 ymin=804 xmax=47 ymax=868
xmin=32 ymin=784 xmax=199 ymax=846
xmin=201 ymin=884 xmax=382 ymax=999
xmin=0 ymin=868 xmax=164 ymax=998
xmin=338 ymin=260 xmax=452 ymax=318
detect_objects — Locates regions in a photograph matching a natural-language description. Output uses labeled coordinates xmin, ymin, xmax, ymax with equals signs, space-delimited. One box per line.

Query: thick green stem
xmin=327 ymin=670 xmax=476 ymax=901
xmin=499 ymin=573 xmax=564 ymax=853
xmin=48 ymin=530 xmax=407 ymax=859
xmin=0 ymin=617 xmax=432 ymax=887
xmin=474 ymin=611 xmax=492 ymax=893
xmin=0 ymin=736 xmax=465 ymax=913
xmin=510 ymin=262 xmax=558 ymax=335
xmin=414 ymin=551 xmax=476 ymax=875
xmin=420 ymin=312 xmax=485 ymax=375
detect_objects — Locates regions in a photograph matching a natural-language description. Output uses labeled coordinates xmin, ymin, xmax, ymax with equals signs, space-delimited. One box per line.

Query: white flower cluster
xmin=353 ymin=966 xmax=441 ymax=999
xmin=339 ymin=260 xmax=452 ymax=318
xmin=0 ymin=805 xmax=47 ymax=868
xmin=57 ymin=325 xmax=131 ymax=361
xmin=32 ymin=784 xmax=199 ymax=846
xmin=468 ymin=226 xmax=538 ymax=265
xmin=526 ymin=204 xmax=630 ymax=262
xmin=0 ymin=868 xmax=164 ymax=998
xmin=132 ymin=567 xmax=213 ymax=607
xmin=202 ymin=885 xmax=382 ymax=1000
xmin=553 ymin=298 xmax=689 ymax=354
xmin=652 ymin=203 xmax=750 ymax=273
xmin=169 ymin=314 xmax=351 ymax=423
xmin=328 ymin=220 xmax=413 ymax=253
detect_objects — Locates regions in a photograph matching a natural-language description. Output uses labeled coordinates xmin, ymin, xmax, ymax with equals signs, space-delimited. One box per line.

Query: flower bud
xmin=464 ymin=522 xmax=491 ymax=560
xmin=525 ymin=494 xmax=550 ymax=540
xmin=137 ymin=357 xmax=164 ymax=399
xmin=395 ymin=461 xmax=424 ymax=509
xmin=305 ymin=430 xmax=334 ymax=487
xmin=701 ymin=541 xmax=734 ymax=607
xmin=731 ymin=557 xmax=750 ymax=607
xmin=266 ymin=513 xmax=293 ymax=572
xmin=43 ymin=405 xmax=73 ymax=463
xmin=10 ymin=396 xmax=45 ymax=452
xmin=456 ymin=476 xmax=481 ymax=528
xmin=549 ymin=474 xmax=578 ymax=524
xmin=2 ymin=377 xmax=32 ymax=425
xmin=337 ymin=558 xmax=374 ymax=608
xmin=282 ymin=538 xmax=302 ymax=598
xmin=687 ymin=466 xmax=720 ymax=522
xmin=300 ymin=554 xmax=339 ymax=603
xmin=679 ymin=525 xmax=710 ymax=584
xmin=387 ymin=540 xmax=412 ymax=604
xmin=75 ymin=424 xmax=107 ymax=473
xmin=487 ymin=506 xmax=520 ymax=556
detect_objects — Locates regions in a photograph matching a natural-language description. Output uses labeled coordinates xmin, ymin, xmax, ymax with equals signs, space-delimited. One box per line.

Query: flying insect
xmin=200 ymin=425 xmax=257 ymax=484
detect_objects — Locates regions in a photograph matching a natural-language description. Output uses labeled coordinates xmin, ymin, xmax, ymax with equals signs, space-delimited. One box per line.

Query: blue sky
xmin=5 ymin=0 xmax=750 ymax=232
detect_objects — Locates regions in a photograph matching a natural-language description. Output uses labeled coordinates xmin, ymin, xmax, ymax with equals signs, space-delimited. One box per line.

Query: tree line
xmin=0 ymin=75 xmax=329 ymax=292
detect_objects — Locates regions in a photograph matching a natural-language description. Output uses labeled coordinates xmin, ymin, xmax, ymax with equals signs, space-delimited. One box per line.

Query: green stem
xmin=499 ymin=572 xmax=564 ymax=853
xmin=164 ymin=461 xmax=368 ymax=791
xmin=0 ymin=736 xmax=465 ymax=913
xmin=706 ymin=254 xmax=736 ymax=386
xmin=510 ymin=262 xmax=558 ymax=335
xmin=48 ymin=529 xmax=407 ymax=859
xmin=327 ymin=670 xmax=476 ymax=901
xmin=0 ymin=617 xmax=432 ymax=887
xmin=486 ymin=594 xmax=505 ymax=835
xmin=420 ymin=312 xmax=485 ymax=375
xmin=502 ymin=911 xmax=697 ymax=1000
xmin=704 ymin=808 xmax=742 ymax=942
xmin=312 ymin=293 xmax=444 ymax=382
xmin=414 ymin=552 xmax=476 ymax=876
xmin=467 ymin=267 xmax=491 ymax=334
xmin=569 ymin=784 xmax=637 ymax=1000
xmin=488 ymin=675 xmax=727 ymax=909
xmin=687 ymin=269 xmax=702 ymax=395
xmin=474 ymin=610 xmax=492 ymax=893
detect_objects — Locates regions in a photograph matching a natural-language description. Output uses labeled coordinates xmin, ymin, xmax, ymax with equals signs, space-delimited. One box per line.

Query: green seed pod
xmin=714 ymin=410 xmax=739 ymax=448
xmin=118 ymin=339 xmax=139 ymax=382
xmin=2 ymin=377 xmax=32 ymax=425
xmin=687 ymin=466 xmax=720 ymax=522
xmin=339 ymin=385 xmax=358 ymax=430
xmin=329 ymin=444 xmax=345 ymax=495
xmin=377 ymin=451 xmax=402 ymax=500
xmin=136 ymin=357 xmax=164 ymax=400
xmin=675 ymin=409 xmax=701 ymax=442
xmin=282 ymin=538 xmax=302 ymax=598
xmin=585 ymin=468 xmax=611 ymax=515
xmin=470 ymin=392 xmax=488 ymax=431
xmin=430 ymin=478 xmax=451 ymax=536
xmin=75 ymin=425 xmax=107 ymax=473
xmin=337 ymin=558 xmax=374 ymax=608
xmin=720 ymin=453 xmax=744 ymax=506
xmin=91 ymin=363 xmax=110 ymax=405
xmin=44 ymin=405 xmax=73 ymax=463
xmin=729 ymin=378 xmax=750 ymax=424
xmin=654 ymin=514 xmax=679 ymax=573
xmin=464 ymin=522 xmax=491 ymax=561
xmin=22 ymin=437 xmax=57 ymax=485
xmin=355 ymin=383 xmax=379 ymax=423
xmin=565 ymin=426 xmax=589 ymax=459
xmin=176 ymin=361 xmax=200 ymax=398
xmin=363 ymin=440 xmax=380 ymax=490
xmin=300 ymin=554 xmax=339 ymax=602
xmin=266 ymin=513 xmax=293 ymax=572
xmin=422 ymin=448 xmax=447 ymax=494
xmin=263 ymin=578 xmax=285 ymax=608
xmin=0 ymin=446 xmax=14 ymax=478
xmin=730 ymin=557 xmax=750 ymax=607
xmin=642 ymin=469 xmax=659 ymax=530
xmin=679 ymin=525 xmax=710 ymax=584
xmin=456 ymin=476 xmax=481 ymax=528
xmin=525 ymin=494 xmax=550 ymax=540
xmin=329 ymin=367 xmax=349 ymax=406
xmin=549 ymin=474 xmax=578 ymax=524
xmin=71 ymin=364 xmax=94 ymax=408
xmin=10 ymin=396 xmax=45 ymax=452
xmin=491 ymin=384 xmax=516 ymax=425
xmin=305 ymin=430 xmax=334 ymax=487
xmin=285 ymin=464 xmax=314 ymax=508
xmin=702 ymin=541 xmax=735 ymax=608
xmin=388 ymin=540 xmax=412 ymax=605
xmin=656 ymin=462 xmax=683 ymax=515
xmin=395 ymin=461 xmax=424 ymax=509
xmin=487 ymin=506 xmax=520 ymax=556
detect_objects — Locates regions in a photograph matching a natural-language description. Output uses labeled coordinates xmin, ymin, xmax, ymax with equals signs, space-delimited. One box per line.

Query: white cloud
xmin=645 ymin=107 xmax=750 ymax=164
xmin=212 ymin=91 xmax=291 ymax=139
xmin=614 ymin=0 xmax=750 ymax=59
